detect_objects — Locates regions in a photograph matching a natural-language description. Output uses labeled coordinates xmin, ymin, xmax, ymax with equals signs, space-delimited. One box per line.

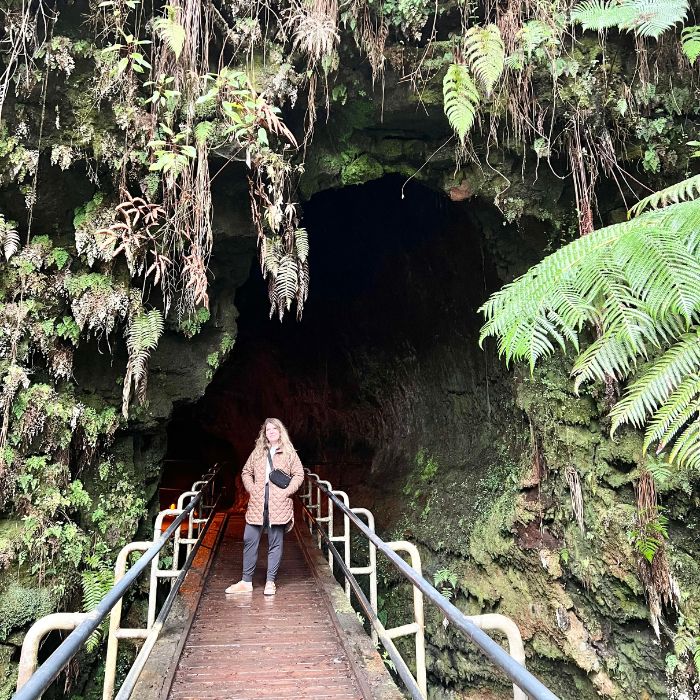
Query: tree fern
xmin=122 ymin=309 xmax=164 ymax=418
xmin=572 ymin=0 xmax=631 ymax=33
xmin=463 ymin=25 xmax=505 ymax=95
xmin=480 ymin=199 xmax=700 ymax=373
xmin=610 ymin=330 xmax=700 ymax=433
xmin=682 ymin=26 xmax=700 ymax=64
xmin=153 ymin=7 xmax=186 ymax=60
xmin=631 ymin=173 xmax=700 ymax=215
xmin=572 ymin=0 xmax=688 ymax=37
xmin=480 ymin=190 xmax=700 ymax=470
xmin=623 ymin=0 xmax=688 ymax=37
xmin=443 ymin=64 xmax=479 ymax=145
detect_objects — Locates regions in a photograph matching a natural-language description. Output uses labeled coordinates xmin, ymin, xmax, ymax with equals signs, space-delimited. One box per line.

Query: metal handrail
xmin=12 ymin=468 xmax=221 ymax=700
xmin=301 ymin=472 xmax=561 ymax=700
xmin=300 ymin=494 xmax=425 ymax=700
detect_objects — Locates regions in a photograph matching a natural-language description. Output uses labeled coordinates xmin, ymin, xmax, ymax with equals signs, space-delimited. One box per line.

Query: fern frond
xmin=631 ymin=174 xmax=700 ymax=216
xmin=463 ymin=24 xmax=505 ymax=94
xmin=82 ymin=565 xmax=113 ymax=653
xmin=194 ymin=121 xmax=214 ymax=145
xmin=619 ymin=0 xmax=688 ymax=38
xmin=572 ymin=0 xmax=687 ymax=37
xmin=610 ymin=330 xmax=700 ymax=434
xmin=480 ymin=200 xmax=700 ymax=373
xmin=122 ymin=309 xmax=164 ymax=417
xmin=275 ymin=254 xmax=298 ymax=319
xmin=443 ymin=64 xmax=479 ymax=145
xmin=571 ymin=0 xmax=632 ymax=33
xmin=296 ymin=258 xmax=309 ymax=321
xmin=153 ymin=10 xmax=186 ymax=60
xmin=0 ymin=214 xmax=20 ymax=260
xmin=647 ymin=377 xmax=700 ymax=451
xmin=668 ymin=418 xmax=700 ymax=468
xmin=681 ymin=25 xmax=700 ymax=64
xmin=294 ymin=228 xmax=309 ymax=262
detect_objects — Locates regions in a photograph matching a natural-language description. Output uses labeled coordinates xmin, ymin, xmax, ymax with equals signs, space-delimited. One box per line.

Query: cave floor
xmin=167 ymin=516 xmax=363 ymax=699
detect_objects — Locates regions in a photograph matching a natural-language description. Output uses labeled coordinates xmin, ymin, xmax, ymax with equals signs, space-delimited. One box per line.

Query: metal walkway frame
xmin=299 ymin=469 xmax=561 ymax=700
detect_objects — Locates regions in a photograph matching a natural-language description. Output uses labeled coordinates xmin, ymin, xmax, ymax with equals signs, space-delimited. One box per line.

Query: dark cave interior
xmin=162 ymin=174 xmax=528 ymax=516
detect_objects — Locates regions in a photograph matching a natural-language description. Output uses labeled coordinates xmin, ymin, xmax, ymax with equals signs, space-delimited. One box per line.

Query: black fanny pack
xmin=267 ymin=449 xmax=292 ymax=489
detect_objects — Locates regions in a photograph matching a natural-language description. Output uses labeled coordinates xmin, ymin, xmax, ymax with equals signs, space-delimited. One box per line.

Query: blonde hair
xmin=253 ymin=418 xmax=296 ymax=466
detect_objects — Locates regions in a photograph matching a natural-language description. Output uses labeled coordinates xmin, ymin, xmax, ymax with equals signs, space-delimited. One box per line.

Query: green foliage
xmin=56 ymin=316 xmax=81 ymax=345
xmin=0 ymin=584 xmax=54 ymax=641
xmin=73 ymin=192 xmax=104 ymax=229
xmin=65 ymin=272 xmax=114 ymax=296
xmin=631 ymin=174 xmax=700 ymax=216
xmin=194 ymin=120 xmax=214 ymax=146
xmin=610 ymin=330 xmax=700 ymax=453
xmin=433 ymin=567 xmax=458 ymax=599
xmin=122 ymin=309 xmax=164 ymax=417
xmin=629 ymin=508 xmax=668 ymax=562
xmin=480 ymin=176 xmax=700 ymax=470
xmin=672 ymin=617 xmax=700 ymax=674
xmin=443 ymin=64 xmax=479 ymax=144
xmin=571 ymin=0 xmax=688 ymax=38
xmin=179 ymin=307 xmax=210 ymax=338
xmin=480 ymin=197 xmax=700 ymax=378
xmin=0 ymin=214 xmax=19 ymax=261
xmin=518 ymin=20 xmax=554 ymax=58
xmin=147 ymin=128 xmax=197 ymax=176
xmin=420 ymin=456 xmax=438 ymax=481
xmin=82 ymin=548 xmax=114 ymax=652
xmin=51 ymin=247 xmax=69 ymax=270
xmin=206 ymin=352 xmax=219 ymax=370
xmin=681 ymin=26 xmax=700 ymax=64
xmin=153 ymin=7 xmax=186 ymax=60
xmin=221 ymin=332 xmax=235 ymax=354
xmin=463 ymin=24 xmax=504 ymax=95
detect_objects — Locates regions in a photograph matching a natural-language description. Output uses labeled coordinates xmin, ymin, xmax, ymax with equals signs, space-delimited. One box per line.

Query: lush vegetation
xmin=0 ymin=0 xmax=700 ymax=693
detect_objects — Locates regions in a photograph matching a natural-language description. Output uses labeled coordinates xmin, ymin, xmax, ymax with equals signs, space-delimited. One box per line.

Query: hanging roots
xmin=634 ymin=469 xmax=681 ymax=637
xmin=565 ymin=463 xmax=585 ymax=534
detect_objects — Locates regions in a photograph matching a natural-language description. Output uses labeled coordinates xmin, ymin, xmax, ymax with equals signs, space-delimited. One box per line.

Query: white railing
xmin=300 ymin=469 xmax=534 ymax=700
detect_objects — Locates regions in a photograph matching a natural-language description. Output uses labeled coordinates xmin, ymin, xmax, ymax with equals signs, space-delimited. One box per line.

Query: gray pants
xmin=242 ymin=484 xmax=286 ymax=583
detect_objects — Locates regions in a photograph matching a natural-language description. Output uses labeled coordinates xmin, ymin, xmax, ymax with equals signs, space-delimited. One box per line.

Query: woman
xmin=226 ymin=418 xmax=304 ymax=596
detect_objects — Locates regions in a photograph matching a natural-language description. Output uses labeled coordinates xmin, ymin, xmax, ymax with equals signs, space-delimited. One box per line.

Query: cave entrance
xmin=163 ymin=174 xmax=502 ymax=511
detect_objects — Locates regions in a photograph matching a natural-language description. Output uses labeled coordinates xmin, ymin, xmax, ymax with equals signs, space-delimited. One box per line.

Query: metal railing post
xmin=349 ymin=508 xmax=378 ymax=645
xmin=103 ymin=542 xmax=151 ymax=700
xmin=315 ymin=479 xmax=333 ymax=560
xmin=148 ymin=509 xmax=183 ymax=629
xmin=307 ymin=472 xmax=321 ymax=534
xmin=385 ymin=541 xmax=426 ymax=699
xmin=16 ymin=614 xmax=89 ymax=691
xmin=330 ymin=490 xmax=350 ymax=596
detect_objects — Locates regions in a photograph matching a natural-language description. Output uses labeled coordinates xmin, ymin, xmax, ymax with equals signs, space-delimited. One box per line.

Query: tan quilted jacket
xmin=241 ymin=445 xmax=304 ymax=529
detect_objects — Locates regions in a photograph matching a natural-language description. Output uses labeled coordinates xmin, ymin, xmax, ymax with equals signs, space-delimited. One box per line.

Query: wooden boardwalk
xmin=167 ymin=516 xmax=363 ymax=700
